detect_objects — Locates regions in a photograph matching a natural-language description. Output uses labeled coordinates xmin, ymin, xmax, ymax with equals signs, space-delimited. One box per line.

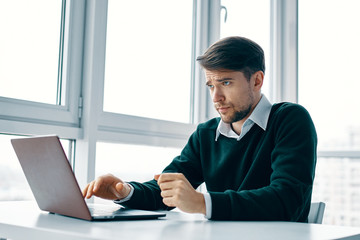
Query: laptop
xmin=11 ymin=135 xmax=166 ymax=221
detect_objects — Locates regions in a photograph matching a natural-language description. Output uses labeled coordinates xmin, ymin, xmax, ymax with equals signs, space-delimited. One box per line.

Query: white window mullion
xmin=74 ymin=0 xmax=106 ymax=190
xmin=270 ymin=0 xmax=298 ymax=103
xmin=194 ymin=0 xmax=221 ymax=123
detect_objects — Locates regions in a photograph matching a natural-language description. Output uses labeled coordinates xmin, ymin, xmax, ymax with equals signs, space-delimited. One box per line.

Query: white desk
xmin=1 ymin=201 xmax=360 ymax=240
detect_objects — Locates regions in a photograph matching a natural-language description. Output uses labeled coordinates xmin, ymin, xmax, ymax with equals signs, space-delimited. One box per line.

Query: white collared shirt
xmin=215 ymin=94 xmax=272 ymax=141
xmin=204 ymin=94 xmax=272 ymax=219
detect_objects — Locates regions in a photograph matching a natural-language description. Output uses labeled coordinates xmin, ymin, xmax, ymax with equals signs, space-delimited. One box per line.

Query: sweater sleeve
xmin=209 ymin=104 xmax=317 ymax=221
xmin=120 ymin=126 xmax=205 ymax=211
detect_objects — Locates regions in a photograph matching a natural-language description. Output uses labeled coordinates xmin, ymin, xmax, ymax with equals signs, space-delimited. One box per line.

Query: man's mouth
xmin=217 ymin=106 xmax=230 ymax=113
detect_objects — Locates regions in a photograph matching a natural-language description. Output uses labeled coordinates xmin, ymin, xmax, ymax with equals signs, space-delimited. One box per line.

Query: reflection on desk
xmin=1 ymin=201 xmax=360 ymax=240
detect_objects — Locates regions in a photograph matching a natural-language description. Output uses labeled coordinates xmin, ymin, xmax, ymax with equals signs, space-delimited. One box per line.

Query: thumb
xmin=115 ymin=182 xmax=124 ymax=192
xmin=110 ymin=182 xmax=124 ymax=199
xmin=154 ymin=174 xmax=161 ymax=181
xmin=116 ymin=182 xmax=133 ymax=199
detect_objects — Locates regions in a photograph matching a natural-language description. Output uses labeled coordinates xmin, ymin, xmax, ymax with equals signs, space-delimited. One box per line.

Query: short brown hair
xmin=196 ymin=36 xmax=265 ymax=80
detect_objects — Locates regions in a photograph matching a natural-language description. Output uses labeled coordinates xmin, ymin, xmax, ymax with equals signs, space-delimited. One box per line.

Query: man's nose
xmin=212 ymin=87 xmax=224 ymax=103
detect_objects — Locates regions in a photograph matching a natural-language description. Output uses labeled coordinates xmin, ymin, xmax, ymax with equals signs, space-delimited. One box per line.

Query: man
xmin=83 ymin=36 xmax=317 ymax=221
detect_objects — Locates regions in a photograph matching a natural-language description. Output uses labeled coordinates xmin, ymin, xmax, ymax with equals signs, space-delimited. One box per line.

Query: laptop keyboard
xmin=88 ymin=204 xmax=124 ymax=216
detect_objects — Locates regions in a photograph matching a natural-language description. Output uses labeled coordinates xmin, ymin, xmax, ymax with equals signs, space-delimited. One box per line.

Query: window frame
xmin=0 ymin=0 xmax=84 ymax=139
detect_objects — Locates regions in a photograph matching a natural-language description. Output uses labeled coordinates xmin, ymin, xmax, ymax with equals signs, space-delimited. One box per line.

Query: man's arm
xmin=120 ymin=127 xmax=206 ymax=211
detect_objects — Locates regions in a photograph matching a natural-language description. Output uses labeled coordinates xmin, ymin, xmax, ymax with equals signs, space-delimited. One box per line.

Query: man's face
xmin=205 ymin=70 xmax=257 ymax=124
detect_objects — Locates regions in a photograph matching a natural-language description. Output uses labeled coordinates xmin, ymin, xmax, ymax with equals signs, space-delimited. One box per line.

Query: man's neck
xmin=231 ymin=96 xmax=262 ymax=135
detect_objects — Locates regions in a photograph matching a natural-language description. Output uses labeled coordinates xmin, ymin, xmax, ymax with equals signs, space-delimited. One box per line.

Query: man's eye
xmin=223 ymin=81 xmax=230 ymax=86
xmin=207 ymin=84 xmax=214 ymax=89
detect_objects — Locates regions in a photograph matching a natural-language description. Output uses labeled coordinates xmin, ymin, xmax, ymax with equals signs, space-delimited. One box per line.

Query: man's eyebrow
xmin=217 ymin=78 xmax=233 ymax=82
xmin=206 ymin=78 xmax=233 ymax=85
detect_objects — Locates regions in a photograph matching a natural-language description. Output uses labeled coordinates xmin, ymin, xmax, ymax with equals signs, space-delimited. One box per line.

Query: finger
xmin=160 ymin=189 xmax=174 ymax=198
xmin=93 ymin=177 xmax=104 ymax=193
xmin=157 ymin=173 xmax=183 ymax=184
xmin=154 ymin=174 xmax=161 ymax=181
xmin=158 ymin=181 xmax=173 ymax=191
xmin=162 ymin=196 xmax=176 ymax=207
xmin=83 ymin=183 xmax=90 ymax=198
xmin=86 ymin=181 xmax=95 ymax=199
xmin=82 ymin=184 xmax=89 ymax=198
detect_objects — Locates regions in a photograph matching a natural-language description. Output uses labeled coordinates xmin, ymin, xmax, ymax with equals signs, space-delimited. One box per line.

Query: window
xmin=96 ymin=142 xmax=181 ymax=182
xmin=299 ymin=0 xmax=360 ymax=226
xmin=94 ymin=142 xmax=181 ymax=204
xmin=0 ymin=0 xmax=82 ymax=130
xmin=220 ymin=0 xmax=271 ymax=98
xmin=0 ymin=0 xmax=83 ymax=201
xmin=0 ymin=0 xmax=63 ymax=105
xmin=299 ymin=0 xmax=360 ymax=151
xmin=6 ymin=1 xmax=349 ymax=225
xmin=0 ymin=134 xmax=33 ymax=201
xmin=103 ymin=0 xmax=193 ymax=123
xmin=313 ymin=157 xmax=360 ymax=226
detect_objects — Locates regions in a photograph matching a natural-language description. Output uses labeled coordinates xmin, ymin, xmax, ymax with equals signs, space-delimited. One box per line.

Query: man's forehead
xmin=204 ymin=69 xmax=245 ymax=80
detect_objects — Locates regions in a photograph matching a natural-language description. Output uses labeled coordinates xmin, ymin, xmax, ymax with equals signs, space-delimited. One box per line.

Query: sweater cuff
xmin=208 ymin=191 xmax=231 ymax=220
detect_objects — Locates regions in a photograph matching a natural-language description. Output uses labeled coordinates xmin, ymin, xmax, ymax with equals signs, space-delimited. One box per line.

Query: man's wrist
xmin=114 ymin=183 xmax=134 ymax=203
xmin=197 ymin=192 xmax=206 ymax=215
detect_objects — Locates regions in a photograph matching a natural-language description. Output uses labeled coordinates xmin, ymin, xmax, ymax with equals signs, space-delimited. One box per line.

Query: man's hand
xmin=155 ymin=173 xmax=206 ymax=215
xmin=82 ymin=173 xmax=131 ymax=200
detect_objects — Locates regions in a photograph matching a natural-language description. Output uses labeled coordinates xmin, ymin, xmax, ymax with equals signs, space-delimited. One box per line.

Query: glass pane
xmin=95 ymin=142 xmax=181 ymax=204
xmin=0 ymin=134 xmax=32 ymax=201
xmin=103 ymin=0 xmax=193 ymax=123
xmin=312 ymin=157 xmax=360 ymax=226
xmin=96 ymin=142 xmax=181 ymax=182
xmin=0 ymin=134 xmax=72 ymax=201
xmin=0 ymin=0 xmax=62 ymax=104
xmin=220 ymin=0 xmax=271 ymax=98
xmin=298 ymin=0 xmax=360 ymax=150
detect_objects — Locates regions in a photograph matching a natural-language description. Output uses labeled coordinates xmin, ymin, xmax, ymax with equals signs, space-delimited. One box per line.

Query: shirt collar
xmin=215 ymin=95 xmax=272 ymax=141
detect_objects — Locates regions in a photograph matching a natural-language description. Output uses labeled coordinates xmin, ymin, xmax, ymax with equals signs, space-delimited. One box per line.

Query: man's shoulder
xmin=271 ymin=102 xmax=310 ymax=117
xmin=269 ymin=102 xmax=315 ymax=131
xmin=197 ymin=117 xmax=221 ymax=130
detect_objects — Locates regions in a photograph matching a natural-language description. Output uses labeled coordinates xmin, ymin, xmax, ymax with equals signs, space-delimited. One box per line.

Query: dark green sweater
xmin=122 ymin=102 xmax=317 ymax=222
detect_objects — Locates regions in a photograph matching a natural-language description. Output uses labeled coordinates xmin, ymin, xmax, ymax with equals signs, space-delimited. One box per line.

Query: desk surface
xmin=1 ymin=201 xmax=360 ymax=240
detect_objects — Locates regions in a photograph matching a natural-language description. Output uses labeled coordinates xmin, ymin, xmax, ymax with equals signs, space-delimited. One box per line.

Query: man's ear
xmin=253 ymin=71 xmax=264 ymax=91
